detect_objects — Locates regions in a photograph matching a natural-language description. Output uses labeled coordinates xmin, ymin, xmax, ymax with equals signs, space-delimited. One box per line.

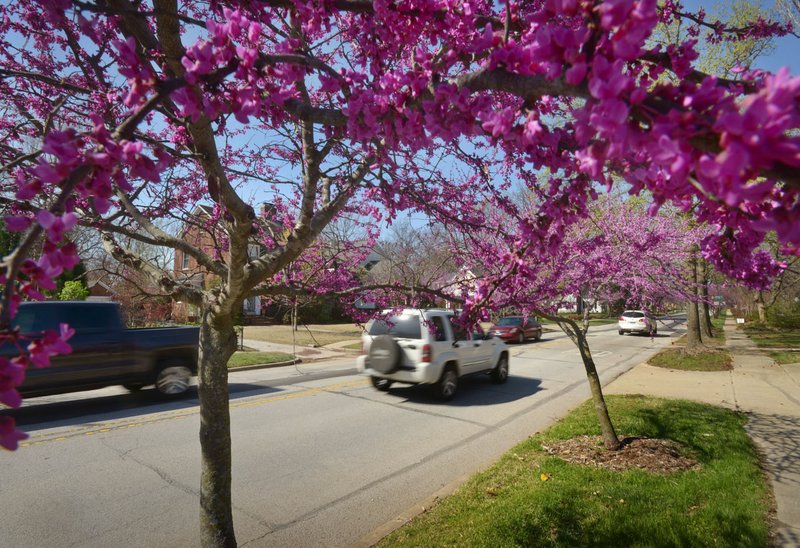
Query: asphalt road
xmin=0 ymin=318 xmax=684 ymax=547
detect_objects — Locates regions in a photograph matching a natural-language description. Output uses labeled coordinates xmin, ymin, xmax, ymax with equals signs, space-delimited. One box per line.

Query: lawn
xmin=227 ymin=351 xmax=294 ymax=368
xmin=744 ymin=326 xmax=800 ymax=365
xmin=242 ymin=323 xmax=363 ymax=347
xmin=379 ymin=396 xmax=770 ymax=547
xmin=648 ymin=348 xmax=732 ymax=371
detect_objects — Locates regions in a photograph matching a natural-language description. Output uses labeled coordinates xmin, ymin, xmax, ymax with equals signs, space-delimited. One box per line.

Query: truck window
xmin=12 ymin=304 xmax=122 ymax=334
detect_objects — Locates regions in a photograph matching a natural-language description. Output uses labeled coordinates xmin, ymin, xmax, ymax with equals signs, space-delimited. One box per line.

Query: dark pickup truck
xmin=6 ymin=301 xmax=199 ymax=397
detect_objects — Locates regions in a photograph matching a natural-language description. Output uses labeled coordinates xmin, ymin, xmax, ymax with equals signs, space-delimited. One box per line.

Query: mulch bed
xmin=542 ymin=435 xmax=700 ymax=474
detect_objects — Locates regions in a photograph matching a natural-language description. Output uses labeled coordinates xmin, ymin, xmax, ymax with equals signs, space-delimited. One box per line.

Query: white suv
xmin=618 ymin=310 xmax=657 ymax=335
xmin=357 ymin=309 xmax=510 ymax=400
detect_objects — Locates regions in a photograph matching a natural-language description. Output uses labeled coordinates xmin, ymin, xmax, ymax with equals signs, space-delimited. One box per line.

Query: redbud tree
xmin=1 ymin=1 xmax=797 ymax=546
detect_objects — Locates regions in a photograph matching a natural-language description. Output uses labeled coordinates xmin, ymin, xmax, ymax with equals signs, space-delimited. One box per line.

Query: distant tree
xmin=366 ymin=220 xmax=459 ymax=306
xmin=58 ymin=280 xmax=89 ymax=301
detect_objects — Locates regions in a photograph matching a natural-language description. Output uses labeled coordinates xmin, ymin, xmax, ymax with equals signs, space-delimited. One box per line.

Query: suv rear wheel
xmin=491 ymin=355 xmax=509 ymax=384
xmin=370 ymin=376 xmax=393 ymax=391
xmin=433 ymin=365 xmax=458 ymax=401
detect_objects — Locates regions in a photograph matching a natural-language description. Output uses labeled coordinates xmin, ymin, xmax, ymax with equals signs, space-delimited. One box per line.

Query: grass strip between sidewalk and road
xmin=744 ymin=326 xmax=800 ymax=365
xmin=379 ymin=395 xmax=770 ymax=547
xmin=647 ymin=348 xmax=733 ymax=371
xmin=242 ymin=324 xmax=363 ymax=347
xmin=228 ymin=351 xmax=295 ymax=369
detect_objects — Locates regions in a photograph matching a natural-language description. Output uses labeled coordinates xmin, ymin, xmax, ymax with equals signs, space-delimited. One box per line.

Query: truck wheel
xmin=156 ymin=362 xmax=192 ymax=396
xmin=491 ymin=355 xmax=509 ymax=384
xmin=370 ymin=377 xmax=393 ymax=392
xmin=433 ymin=366 xmax=458 ymax=401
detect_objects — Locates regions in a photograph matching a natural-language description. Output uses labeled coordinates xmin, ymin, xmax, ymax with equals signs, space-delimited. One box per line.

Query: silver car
xmin=618 ymin=310 xmax=657 ymax=335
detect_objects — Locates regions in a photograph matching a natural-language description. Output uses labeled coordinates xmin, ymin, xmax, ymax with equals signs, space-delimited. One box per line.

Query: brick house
xmin=173 ymin=204 xmax=275 ymax=322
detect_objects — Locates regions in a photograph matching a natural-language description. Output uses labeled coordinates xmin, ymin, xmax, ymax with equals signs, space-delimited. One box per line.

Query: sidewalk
xmin=605 ymin=316 xmax=800 ymax=546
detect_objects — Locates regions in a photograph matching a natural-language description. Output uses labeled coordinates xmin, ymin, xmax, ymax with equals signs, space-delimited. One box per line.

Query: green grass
xmin=746 ymin=331 xmax=800 ymax=348
xmin=743 ymin=327 xmax=800 ymax=364
xmin=242 ymin=324 xmax=363 ymax=346
xmin=589 ymin=318 xmax=620 ymax=326
xmin=648 ymin=348 xmax=733 ymax=371
xmin=711 ymin=316 xmax=727 ymax=343
xmin=342 ymin=341 xmax=363 ymax=350
xmin=227 ymin=351 xmax=294 ymax=368
xmin=379 ymin=396 xmax=770 ymax=547
xmin=767 ymin=350 xmax=800 ymax=364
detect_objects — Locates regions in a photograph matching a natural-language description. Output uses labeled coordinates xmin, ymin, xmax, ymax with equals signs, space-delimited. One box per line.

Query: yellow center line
xmin=19 ymin=377 xmax=370 ymax=448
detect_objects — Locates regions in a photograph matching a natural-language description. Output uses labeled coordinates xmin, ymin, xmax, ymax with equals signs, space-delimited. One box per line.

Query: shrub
xmin=766 ymin=303 xmax=800 ymax=329
xmin=59 ymin=280 xmax=89 ymax=301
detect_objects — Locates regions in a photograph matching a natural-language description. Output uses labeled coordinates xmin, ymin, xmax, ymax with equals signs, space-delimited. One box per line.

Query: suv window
xmin=367 ymin=315 xmax=422 ymax=339
xmin=623 ymin=311 xmax=644 ymax=318
xmin=429 ymin=316 xmax=447 ymax=342
xmin=448 ymin=317 xmax=467 ymax=341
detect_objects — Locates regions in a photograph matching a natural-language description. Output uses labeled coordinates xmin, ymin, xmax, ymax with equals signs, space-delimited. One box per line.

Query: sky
xmin=683 ymin=0 xmax=798 ymax=74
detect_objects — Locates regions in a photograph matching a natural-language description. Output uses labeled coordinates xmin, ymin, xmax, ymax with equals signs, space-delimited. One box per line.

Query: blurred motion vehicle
xmin=488 ymin=316 xmax=543 ymax=344
xmin=618 ymin=310 xmax=657 ymax=336
xmin=357 ymin=309 xmax=509 ymax=400
xmin=5 ymin=301 xmax=199 ymax=397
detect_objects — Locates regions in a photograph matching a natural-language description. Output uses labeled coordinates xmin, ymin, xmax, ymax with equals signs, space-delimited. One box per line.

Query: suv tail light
xmin=618 ymin=316 xmax=624 ymax=321
xmin=421 ymin=344 xmax=432 ymax=363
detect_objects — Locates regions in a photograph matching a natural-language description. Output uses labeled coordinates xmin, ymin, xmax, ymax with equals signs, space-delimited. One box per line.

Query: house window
xmin=182 ymin=252 xmax=190 ymax=270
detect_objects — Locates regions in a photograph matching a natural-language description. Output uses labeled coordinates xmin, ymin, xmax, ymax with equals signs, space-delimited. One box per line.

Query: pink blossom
xmin=0 ymin=416 xmax=28 ymax=451
xmin=3 ymin=215 xmax=31 ymax=232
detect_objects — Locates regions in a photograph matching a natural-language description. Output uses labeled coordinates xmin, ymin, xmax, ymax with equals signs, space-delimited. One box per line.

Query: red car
xmin=489 ymin=316 xmax=543 ymax=344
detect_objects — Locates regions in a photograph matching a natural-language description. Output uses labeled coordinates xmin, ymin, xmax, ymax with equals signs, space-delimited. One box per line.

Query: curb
xmin=227 ymin=359 xmax=302 ymax=372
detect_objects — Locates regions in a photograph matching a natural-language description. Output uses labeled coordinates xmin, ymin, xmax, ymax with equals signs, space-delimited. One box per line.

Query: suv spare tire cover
xmin=368 ymin=335 xmax=402 ymax=374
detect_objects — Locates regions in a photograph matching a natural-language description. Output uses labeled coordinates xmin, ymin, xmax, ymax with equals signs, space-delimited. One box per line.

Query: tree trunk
xmin=198 ymin=306 xmax=238 ymax=547
xmin=685 ymin=251 xmax=705 ymax=351
xmin=553 ymin=315 xmax=621 ymax=450
xmin=699 ymin=259 xmax=714 ymax=340
xmin=756 ymin=292 xmax=767 ymax=323
xmin=581 ymin=301 xmax=591 ymax=336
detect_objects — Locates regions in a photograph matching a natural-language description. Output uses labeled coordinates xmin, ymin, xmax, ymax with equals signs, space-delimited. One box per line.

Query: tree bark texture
xmin=699 ymin=259 xmax=714 ymax=339
xmin=685 ymin=251 xmax=704 ymax=351
xmin=557 ymin=317 xmax=621 ymax=450
xmin=198 ymin=307 xmax=238 ymax=548
xmin=756 ymin=292 xmax=767 ymax=323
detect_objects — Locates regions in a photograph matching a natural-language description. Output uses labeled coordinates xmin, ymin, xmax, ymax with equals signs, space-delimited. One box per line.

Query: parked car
xmin=488 ymin=315 xmax=542 ymax=343
xmin=618 ymin=310 xmax=657 ymax=335
xmin=5 ymin=301 xmax=200 ymax=397
xmin=357 ymin=309 xmax=509 ymax=400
